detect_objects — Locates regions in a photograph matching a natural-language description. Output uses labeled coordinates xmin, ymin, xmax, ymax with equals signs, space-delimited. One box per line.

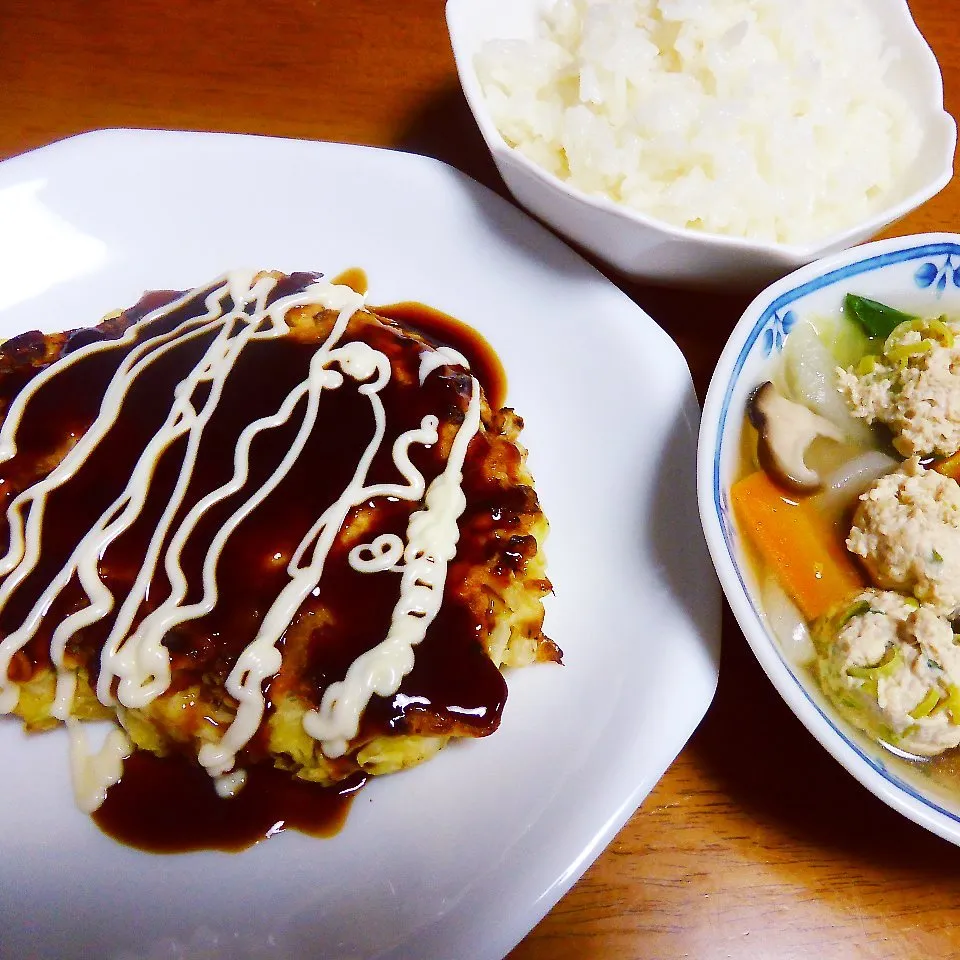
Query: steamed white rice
xmin=475 ymin=0 xmax=923 ymax=244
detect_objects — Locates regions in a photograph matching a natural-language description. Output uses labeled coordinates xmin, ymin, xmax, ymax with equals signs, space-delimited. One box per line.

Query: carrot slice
xmin=730 ymin=470 xmax=866 ymax=620
xmin=932 ymin=451 xmax=960 ymax=480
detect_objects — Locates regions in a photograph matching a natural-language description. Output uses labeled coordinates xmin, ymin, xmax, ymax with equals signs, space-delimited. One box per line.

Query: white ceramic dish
xmin=699 ymin=232 xmax=960 ymax=847
xmin=446 ymin=0 xmax=957 ymax=289
xmin=0 ymin=130 xmax=720 ymax=960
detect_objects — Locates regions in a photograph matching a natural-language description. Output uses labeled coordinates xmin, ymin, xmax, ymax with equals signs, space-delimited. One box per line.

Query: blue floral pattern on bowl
xmin=760 ymin=309 xmax=797 ymax=357
xmin=914 ymin=254 xmax=960 ymax=295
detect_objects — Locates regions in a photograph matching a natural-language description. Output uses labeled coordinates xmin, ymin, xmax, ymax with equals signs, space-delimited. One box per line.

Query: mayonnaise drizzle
xmin=303 ymin=378 xmax=480 ymax=757
xmin=0 ymin=271 xmax=482 ymax=800
xmin=67 ymin=720 xmax=133 ymax=814
xmin=419 ymin=345 xmax=469 ymax=385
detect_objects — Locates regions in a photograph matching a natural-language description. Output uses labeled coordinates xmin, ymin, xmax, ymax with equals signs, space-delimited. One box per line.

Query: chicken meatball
xmin=814 ymin=590 xmax=960 ymax=756
xmin=847 ymin=457 xmax=960 ymax=615
xmin=837 ymin=319 xmax=960 ymax=458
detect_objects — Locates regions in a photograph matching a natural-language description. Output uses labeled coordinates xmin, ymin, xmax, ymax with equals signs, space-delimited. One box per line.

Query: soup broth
xmin=734 ymin=295 xmax=960 ymax=803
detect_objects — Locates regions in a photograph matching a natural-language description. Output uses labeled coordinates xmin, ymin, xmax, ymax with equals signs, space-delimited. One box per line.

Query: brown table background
xmin=1 ymin=1 xmax=958 ymax=957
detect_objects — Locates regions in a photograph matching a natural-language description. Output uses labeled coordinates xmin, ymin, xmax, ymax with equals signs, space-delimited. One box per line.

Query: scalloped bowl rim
xmin=698 ymin=232 xmax=960 ymax=846
xmin=447 ymin=0 xmax=957 ymax=260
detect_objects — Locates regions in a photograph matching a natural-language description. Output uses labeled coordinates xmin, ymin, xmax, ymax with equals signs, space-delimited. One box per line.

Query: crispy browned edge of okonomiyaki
xmin=1 ymin=278 xmax=560 ymax=785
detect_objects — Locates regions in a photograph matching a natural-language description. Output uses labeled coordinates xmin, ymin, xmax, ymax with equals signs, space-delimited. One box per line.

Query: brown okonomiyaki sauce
xmin=0 ymin=270 xmax=535 ymax=852
xmin=373 ymin=301 xmax=507 ymax=410
xmin=329 ymin=268 xmax=506 ymax=406
xmin=93 ymin=752 xmax=365 ymax=853
xmin=331 ymin=267 xmax=369 ymax=296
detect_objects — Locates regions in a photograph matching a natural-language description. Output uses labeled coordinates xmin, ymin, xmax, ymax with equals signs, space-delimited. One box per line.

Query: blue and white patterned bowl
xmin=698 ymin=233 xmax=960 ymax=844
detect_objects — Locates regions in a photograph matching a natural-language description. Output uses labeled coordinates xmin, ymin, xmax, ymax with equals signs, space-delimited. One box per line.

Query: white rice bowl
xmin=475 ymin=0 xmax=924 ymax=244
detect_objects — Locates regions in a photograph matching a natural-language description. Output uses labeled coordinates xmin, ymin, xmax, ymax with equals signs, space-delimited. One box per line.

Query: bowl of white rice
xmin=446 ymin=0 xmax=956 ymax=289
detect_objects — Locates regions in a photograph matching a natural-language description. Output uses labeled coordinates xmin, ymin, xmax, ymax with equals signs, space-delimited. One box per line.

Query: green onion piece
xmin=945 ymin=684 xmax=960 ymax=725
xmin=900 ymin=723 xmax=920 ymax=741
xmin=848 ymin=647 xmax=902 ymax=683
xmin=927 ymin=317 xmax=955 ymax=348
xmin=845 ymin=294 xmax=918 ymax=339
xmin=877 ymin=648 xmax=903 ymax=677
xmin=909 ymin=687 xmax=942 ymax=719
xmin=888 ymin=339 xmax=932 ymax=365
xmin=883 ymin=316 xmax=955 ymax=357
xmin=838 ymin=599 xmax=872 ymax=628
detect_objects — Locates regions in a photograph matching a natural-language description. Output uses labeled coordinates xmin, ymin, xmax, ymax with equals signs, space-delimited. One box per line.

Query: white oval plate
xmin=0 ymin=130 xmax=720 ymax=960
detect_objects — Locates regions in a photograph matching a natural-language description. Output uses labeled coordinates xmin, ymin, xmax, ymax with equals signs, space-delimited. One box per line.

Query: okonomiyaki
xmin=0 ymin=270 xmax=558 ymax=812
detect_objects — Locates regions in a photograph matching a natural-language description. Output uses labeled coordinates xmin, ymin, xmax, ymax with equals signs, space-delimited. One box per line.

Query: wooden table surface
xmin=2 ymin=1 xmax=959 ymax=957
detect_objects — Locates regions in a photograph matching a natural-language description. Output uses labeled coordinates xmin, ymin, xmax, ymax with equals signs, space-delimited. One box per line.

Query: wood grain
xmin=1 ymin=0 xmax=959 ymax=956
